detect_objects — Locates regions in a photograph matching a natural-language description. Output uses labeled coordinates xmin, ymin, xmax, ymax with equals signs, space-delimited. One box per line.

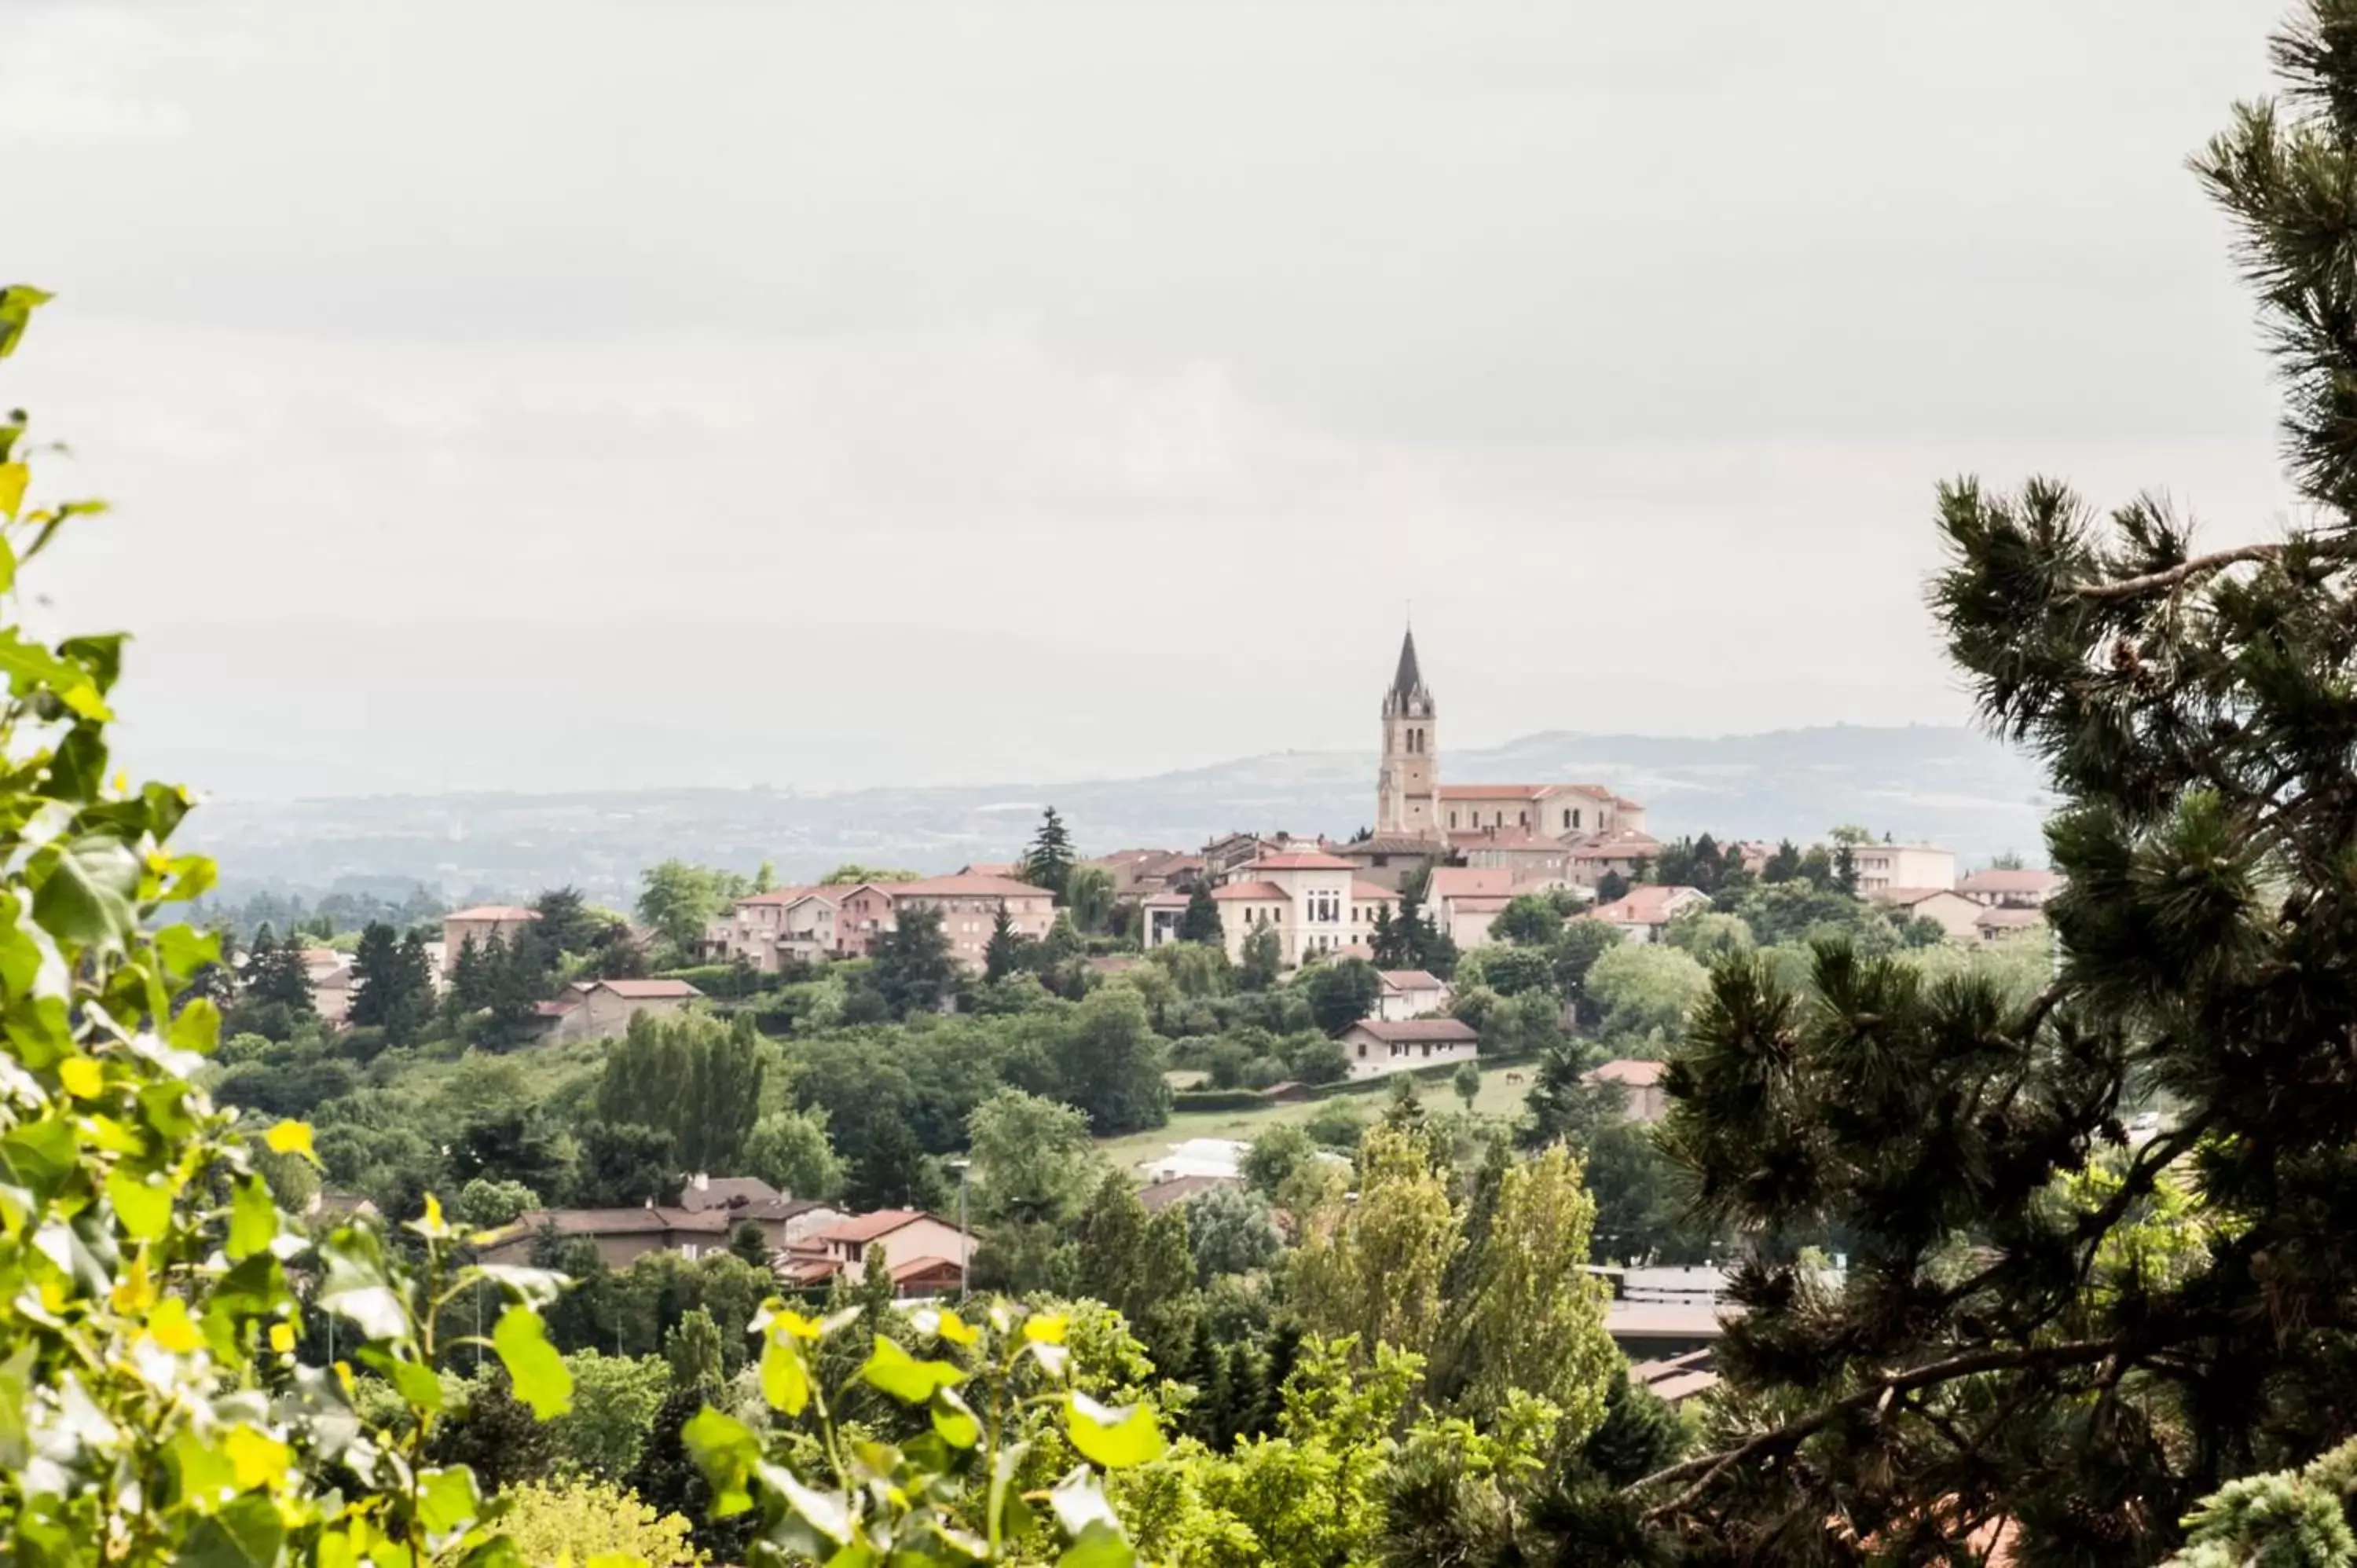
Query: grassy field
xmin=1096 ymin=1063 xmax=1536 ymax=1174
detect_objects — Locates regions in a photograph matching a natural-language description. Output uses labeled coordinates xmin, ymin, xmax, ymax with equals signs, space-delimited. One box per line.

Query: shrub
xmin=497 ymin=1478 xmax=704 ymax=1566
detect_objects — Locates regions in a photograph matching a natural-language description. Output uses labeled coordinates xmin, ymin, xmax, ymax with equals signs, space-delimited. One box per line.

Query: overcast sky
xmin=0 ymin=1 xmax=2300 ymax=799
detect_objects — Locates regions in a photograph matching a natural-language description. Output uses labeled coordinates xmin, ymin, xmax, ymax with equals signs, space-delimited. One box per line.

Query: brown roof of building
xmin=1593 ymin=885 xmax=1706 ymax=925
xmin=515 ymin=1206 xmax=730 ymax=1237
xmin=1449 ymin=828 xmax=1564 ymax=852
xmin=889 ymin=875 xmax=1052 ymax=899
xmin=889 ymin=1255 xmax=964 ymax=1284
xmin=1244 ymin=852 xmax=1359 ymax=871
xmin=1351 ymin=881 xmax=1399 ymax=901
xmin=1570 ymin=832 xmax=1662 ymax=861
xmin=1589 ymin=1058 xmax=1666 ymax=1087
xmin=1379 ymin=969 xmax=1446 ymax=992
xmin=1347 ymin=1017 xmax=1479 ymax=1044
xmin=1211 ymin=881 xmax=1289 ymax=901
xmin=735 ymin=885 xmax=827 ymax=908
xmin=1871 ymin=886 xmax=1969 ymax=908
xmin=1336 ymin=833 xmax=1446 ymax=857
xmin=1975 ymin=907 xmax=2047 ymax=930
xmin=1138 ymin=1175 xmax=1236 ymax=1211
xmin=1428 ymin=866 xmax=1515 ymax=902
xmin=813 ymin=1208 xmax=941 ymax=1245
xmin=958 ymin=863 xmax=1021 ymax=878
xmin=678 ymin=1176 xmax=783 ymax=1211
xmin=590 ymin=978 xmax=703 ymax=999
xmin=448 ymin=905 xmax=540 ymax=921
xmin=1957 ymin=868 xmax=2061 ymax=895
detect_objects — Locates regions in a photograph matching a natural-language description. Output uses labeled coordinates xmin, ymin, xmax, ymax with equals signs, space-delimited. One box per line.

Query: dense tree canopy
xmin=1631 ymin=13 xmax=2357 ymax=1556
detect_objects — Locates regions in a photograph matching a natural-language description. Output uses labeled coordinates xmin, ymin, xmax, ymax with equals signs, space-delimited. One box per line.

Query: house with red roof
xmin=1589 ymin=885 xmax=1712 ymax=943
xmin=775 ymin=1208 xmax=975 ymax=1297
xmin=530 ymin=976 xmax=705 ymax=1042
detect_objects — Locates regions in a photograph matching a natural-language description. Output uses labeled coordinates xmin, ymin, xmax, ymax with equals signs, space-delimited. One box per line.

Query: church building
xmin=1341 ymin=628 xmax=1655 ymax=892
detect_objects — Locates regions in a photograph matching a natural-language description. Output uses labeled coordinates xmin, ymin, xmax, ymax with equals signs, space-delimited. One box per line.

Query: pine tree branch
xmin=1624 ymin=1337 xmax=2124 ymax=1523
xmin=2073 ymin=537 xmax=2357 ymax=599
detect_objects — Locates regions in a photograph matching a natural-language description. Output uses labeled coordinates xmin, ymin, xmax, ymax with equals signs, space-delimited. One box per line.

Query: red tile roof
xmin=1244 ymin=852 xmax=1359 ymax=871
xmin=814 ymin=1208 xmax=939 ymax=1245
xmin=1592 ymin=885 xmax=1707 ymax=925
xmin=1871 ymin=886 xmax=1967 ymax=908
xmin=1975 ymin=907 xmax=2047 ymax=930
xmin=1589 ymin=1058 xmax=1666 ymax=1087
xmin=592 ymin=978 xmax=703 ymax=999
xmin=889 ymin=875 xmax=1053 ymax=899
xmin=735 ymin=885 xmax=827 ymax=907
xmin=1351 ymin=881 xmax=1400 ymax=901
xmin=1379 ymin=969 xmax=1446 ymax=992
xmin=1211 ymin=881 xmax=1289 ymax=901
xmin=1428 ymin=866 xmax=1515 ymax=901
xmin=1439 ymin=783 xmax=1555 ymax=800
xmin=1571 ymin=832 xmax=1662 ymax=861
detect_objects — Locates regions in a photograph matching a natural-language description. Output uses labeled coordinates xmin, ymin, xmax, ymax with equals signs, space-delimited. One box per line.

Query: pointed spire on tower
xmin=1391 ymin=626 xmax=1424 ymax=702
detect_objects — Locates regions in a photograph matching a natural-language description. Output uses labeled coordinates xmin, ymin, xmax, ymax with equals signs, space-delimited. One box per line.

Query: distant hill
xmin=181 ymin=724 xmax=2056 ymax=908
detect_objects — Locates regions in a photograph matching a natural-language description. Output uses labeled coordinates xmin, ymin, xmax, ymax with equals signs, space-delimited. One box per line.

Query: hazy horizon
xmin=4 ymin=1 xmax=2300 ymax=800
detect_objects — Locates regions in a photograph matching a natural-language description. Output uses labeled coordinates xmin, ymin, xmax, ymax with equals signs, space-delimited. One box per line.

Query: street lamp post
xmin=949 ymin=1158 xmax=972 ymax=1302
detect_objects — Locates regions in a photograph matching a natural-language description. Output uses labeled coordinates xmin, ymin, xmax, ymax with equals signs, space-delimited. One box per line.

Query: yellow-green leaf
xmin=56 ymin=1056 xmax=100 ymax=1100
xmin=416 ymin=1466 xmax=481 ymax=1536
xmin=1065 ymin=1393 xmax=1164 ymax=1470
xmin=264 ymin=1120 xmax=314 ymax=1160
xmin=106 ymin=1168 xmax=172 ymax=1242
xmin=760 ymin=1327 xmax=809 ymax=1416
xmin=226 ymin=1174 xmax=276 ymax=1262
xmin=145 ymin=1296 xmax=205 ymax=1355
xmin=931 ymin=1387 xmax=981 ymax=1449
xmin=859 ymin=1335 xmax=966 ymax=1405
xmin=222 ymin=1424 xmax=292 ymax=1491
xmin=493 ymin=1305 xmax=572 ymax=1419
xmin=0 ymin=463 xmax=24 ymax=522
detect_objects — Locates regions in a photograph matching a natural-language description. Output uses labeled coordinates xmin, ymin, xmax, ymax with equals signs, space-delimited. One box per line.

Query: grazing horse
xmin=1505 ymin=1072 xmax=1524 ymax=1084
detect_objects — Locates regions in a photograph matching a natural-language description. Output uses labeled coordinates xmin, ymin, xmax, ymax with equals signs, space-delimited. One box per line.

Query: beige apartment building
xmin=879 ymin=874 xmax=1057 ymax=969
xmin=439 ymin=905 xmax=540 ymax=979
xmin=1848 ymin=843 xmax=1958 ymax=894
xmin=702 ymin=886 xmax=839 ymax=972
xmin=1211 ymin=852 xmax=1402 ymax=968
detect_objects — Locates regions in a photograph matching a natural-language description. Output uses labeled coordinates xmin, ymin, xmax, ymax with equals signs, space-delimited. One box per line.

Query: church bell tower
xmin=1376 ymin=628 xmax=1438 ymax=837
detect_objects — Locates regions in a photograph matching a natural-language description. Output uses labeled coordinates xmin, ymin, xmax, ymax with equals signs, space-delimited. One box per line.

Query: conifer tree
xmin=982 ymin=904 xmax=1022 ymax=981
xmin=1635 ymin=9 xmax=2357 ymax=1556
xmin=1176 ymin=884 xmax=1222 ymax=945
xmin=1021 ymin=804 xmax=1076 ymax=899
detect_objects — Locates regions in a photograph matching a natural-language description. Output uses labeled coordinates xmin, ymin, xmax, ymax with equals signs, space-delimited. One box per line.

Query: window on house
xmin=1519 ymin=811 xmax=1530 ymax=826
xmin=1449 ymin=811 xmax=1458 ymax=829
